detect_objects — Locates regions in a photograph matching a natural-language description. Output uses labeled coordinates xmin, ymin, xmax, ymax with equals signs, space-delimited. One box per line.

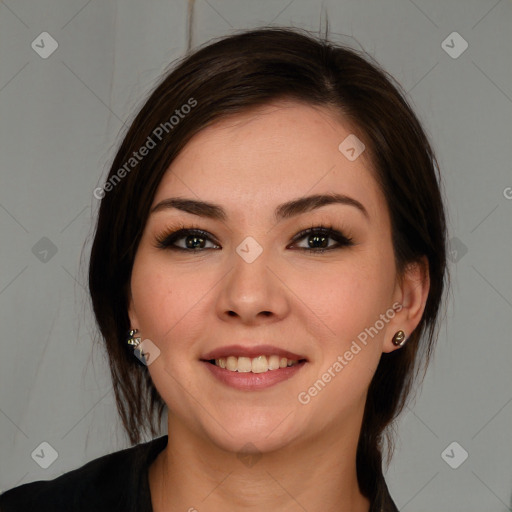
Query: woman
xmin=0 ymin=27 xmax=447 ymax=511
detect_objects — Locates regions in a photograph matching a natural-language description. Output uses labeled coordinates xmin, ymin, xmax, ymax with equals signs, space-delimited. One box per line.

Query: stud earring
xmin=127 ymin=328 xmax=142 ymax=350
xmin=392 ymin=330 xmax=406 ymax=347
xmin=127 ymin=328 xmax=148 ymax=366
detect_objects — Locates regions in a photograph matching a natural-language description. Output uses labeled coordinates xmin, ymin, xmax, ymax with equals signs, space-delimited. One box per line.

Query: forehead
xmin=152 ymin=101 xmax=386 ymax=223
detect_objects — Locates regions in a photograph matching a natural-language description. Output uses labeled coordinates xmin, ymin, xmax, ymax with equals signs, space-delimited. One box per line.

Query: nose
xmin=215 ymin=240 xmax=290 ymax=325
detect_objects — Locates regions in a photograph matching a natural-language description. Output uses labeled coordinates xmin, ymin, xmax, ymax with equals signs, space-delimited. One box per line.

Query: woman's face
xmin=128 ymin=101 xmax=412 ymax=453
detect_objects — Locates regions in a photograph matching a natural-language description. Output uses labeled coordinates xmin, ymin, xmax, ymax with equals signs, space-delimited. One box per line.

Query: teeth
xmin=237 ymin=357 xmax=252 ymax=373
xmin=268 ymin=355 xmax=280 ymax=370
xmin=251 ymin=355 xmax=268 ymax=374
xmin=226 ymin=356 xmax=237 ymax=371
xmin=214 ymin=355 xmax=300 ymax=373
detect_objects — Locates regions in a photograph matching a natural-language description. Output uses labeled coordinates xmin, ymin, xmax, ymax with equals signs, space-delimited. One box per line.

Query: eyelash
xmin=154 ymin=222 xmax=354 ymax=254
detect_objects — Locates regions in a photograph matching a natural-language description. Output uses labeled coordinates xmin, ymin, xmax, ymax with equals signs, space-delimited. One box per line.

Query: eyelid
xmin=290 ymin=224 xmax=352 ymax=241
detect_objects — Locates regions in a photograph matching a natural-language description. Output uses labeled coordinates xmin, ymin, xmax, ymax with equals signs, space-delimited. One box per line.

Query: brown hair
xmin=88 ymin=26 xmax=448 ymax=502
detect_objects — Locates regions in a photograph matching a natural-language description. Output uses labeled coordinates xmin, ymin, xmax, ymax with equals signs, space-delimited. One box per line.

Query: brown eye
xmin=156 ymin=229 xmax=220 ymax=251
xmin=289 ymin=226 xmax=354 ymax=253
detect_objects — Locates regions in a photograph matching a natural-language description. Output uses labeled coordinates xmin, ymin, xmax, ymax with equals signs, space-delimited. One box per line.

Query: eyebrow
xmin=150 ymin=193 xmax=369 ymax=221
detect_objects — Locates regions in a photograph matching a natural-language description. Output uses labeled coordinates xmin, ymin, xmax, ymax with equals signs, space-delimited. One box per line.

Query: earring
xmin=127 ymin=328 xmax=147 ymax=366
xmin=392 ymin=330 xmax=406 ymax=347
xmin=127 ymin=328 xmax=142 ymax=350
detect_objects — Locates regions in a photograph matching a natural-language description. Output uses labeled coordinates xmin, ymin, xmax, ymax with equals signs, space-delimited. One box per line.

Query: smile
xmin=210 ymin=355 xmax=303 ymax=373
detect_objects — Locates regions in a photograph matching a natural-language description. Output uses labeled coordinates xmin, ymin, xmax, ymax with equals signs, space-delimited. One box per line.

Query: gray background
xmin=1 ymin=1 xmax=511 ymax=510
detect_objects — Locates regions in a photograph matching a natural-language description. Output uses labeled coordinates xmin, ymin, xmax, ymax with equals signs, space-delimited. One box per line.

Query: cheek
xmin=130 ymin=252 xmax=214 ymax=342
xmin=291 ymin=251 xmax=396 ymax=342
xmin=292 ymin=260 xmax=395 ymax=413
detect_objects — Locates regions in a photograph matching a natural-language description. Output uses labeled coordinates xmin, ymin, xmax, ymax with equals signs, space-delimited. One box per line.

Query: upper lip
xmin=201 ymin=344 xmax=308 ymax=361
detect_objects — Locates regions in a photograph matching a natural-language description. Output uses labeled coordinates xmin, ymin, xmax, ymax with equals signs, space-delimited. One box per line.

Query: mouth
xmin=200 ymin=344 xmax=308 ymax=374
xmin=203 ymin=355 xmax=307 ymax=373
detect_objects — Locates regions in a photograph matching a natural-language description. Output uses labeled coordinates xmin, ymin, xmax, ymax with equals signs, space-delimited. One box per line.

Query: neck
xmin=149 ymin=414 xmax=371 ymax=512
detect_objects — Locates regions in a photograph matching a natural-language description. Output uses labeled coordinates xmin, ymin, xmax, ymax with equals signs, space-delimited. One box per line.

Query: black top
xmin=0 ymin=435 xmax=399 ymax=511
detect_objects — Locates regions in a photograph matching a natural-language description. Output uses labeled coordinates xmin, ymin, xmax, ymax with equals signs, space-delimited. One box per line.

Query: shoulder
xmin=0 ymin=435 xmax=168 ymax=512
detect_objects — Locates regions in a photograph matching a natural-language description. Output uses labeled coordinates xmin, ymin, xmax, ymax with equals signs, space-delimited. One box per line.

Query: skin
xmin=128 ymin=101 xmax=430 ymax=512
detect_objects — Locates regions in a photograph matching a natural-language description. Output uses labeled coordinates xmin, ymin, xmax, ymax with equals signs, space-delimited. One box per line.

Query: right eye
xmin=155 ymin=228 xmax=221 ymax=251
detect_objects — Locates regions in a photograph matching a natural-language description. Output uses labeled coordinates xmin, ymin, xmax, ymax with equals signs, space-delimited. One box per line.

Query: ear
xmin=382 ymin=256 xmax=430 ymax=353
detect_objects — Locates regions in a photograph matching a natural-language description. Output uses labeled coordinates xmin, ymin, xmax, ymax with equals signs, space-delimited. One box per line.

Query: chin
xmin=201 ymin=414 xmax=303 ymax=455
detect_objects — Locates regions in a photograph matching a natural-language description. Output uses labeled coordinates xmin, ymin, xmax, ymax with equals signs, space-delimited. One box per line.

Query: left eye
xmin=289 ymin=227 xmax=354 ymax=253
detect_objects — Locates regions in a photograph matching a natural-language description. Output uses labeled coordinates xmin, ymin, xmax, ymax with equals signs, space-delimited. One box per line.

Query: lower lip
xmin=202 ymin=360 xmax=307 ymax=390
